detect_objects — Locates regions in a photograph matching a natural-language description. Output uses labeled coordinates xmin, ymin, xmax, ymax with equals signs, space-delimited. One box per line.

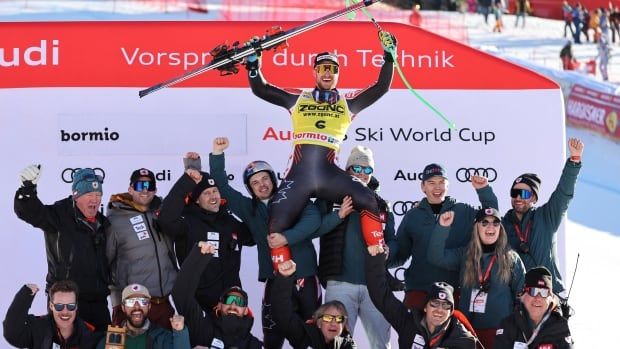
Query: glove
xmin=271 ymin=245 xmax=292 ymax=271
xmin=19 ymin=164 xmax=41 ymax=187
xmin=379 ymin=31 xmax=397 ymax=52
xmin=244 ymin=36 xmax=262 ymax=72
xmin=559 ymin=297 xmax=574 ymax=320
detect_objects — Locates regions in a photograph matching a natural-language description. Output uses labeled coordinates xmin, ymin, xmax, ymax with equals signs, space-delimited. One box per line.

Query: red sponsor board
xmin=566 ymin=84 xmax=620 ymax=142
xmin=0 ymin=21 xmax=556 ymax=89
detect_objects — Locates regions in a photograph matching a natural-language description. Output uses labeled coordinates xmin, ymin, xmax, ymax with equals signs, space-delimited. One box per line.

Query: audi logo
xmin=61 ymin=167 xmax=106 ymax=183
xmin=455 ymin=168 xmax=497 ymax=183
xmin=391 ymin=200 xmax=418 ymax=216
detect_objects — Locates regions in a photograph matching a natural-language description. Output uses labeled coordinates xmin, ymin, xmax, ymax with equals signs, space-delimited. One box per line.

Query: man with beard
xmin=502 ymin=138 xmax=584 ymax=315
xmin=172 ymin=242 xmax=262 ymax=348
xmin=3 ymin=280 xmax=103 ymax=349
xmin=106 ymin=168 xmax=178 ymax=329
xmin=97 ymin=283 xmax=190 ymax=349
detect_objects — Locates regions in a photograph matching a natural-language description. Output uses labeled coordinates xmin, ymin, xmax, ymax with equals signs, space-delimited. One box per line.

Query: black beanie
xmin=190 ymin=172 xmax=218 ymax=201
xmin=512 ymin=173 xmax=541 ymax=199
xmin=426 ymin=282 xmax=455 ymax=308
xmin=524 ymin=266 xmax=553 ymax=290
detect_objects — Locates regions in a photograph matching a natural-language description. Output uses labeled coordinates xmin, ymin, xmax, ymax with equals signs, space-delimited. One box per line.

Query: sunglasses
xmin=320 ymin=314 xmax=346 ymax=324
xmin=510 ymin=188 xmax=533 ymax=200
xmin=478 ymin=219 xmax=501 ymax=227
xmin=222 ymin=294 xmax=247 ymax=307
xmin=52 ymin=303 xmax=77 ymax=312
xmin=123 ymin=297 xmax=150 ymax=307
xmin=132 ymin=180 xmax=156 ymax=192
xmin=315 ymin=64 xmax=339 ymax=74
xmin=428 ymin=300 xmax=452 ymax=310
xmin=524 ymin=287 xmax=551 ymax=298
xmin=349 ymin=165 xmax=373 ymax=175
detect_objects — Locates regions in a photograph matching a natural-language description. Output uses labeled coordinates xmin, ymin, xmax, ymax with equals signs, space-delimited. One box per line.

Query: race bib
xmin=513 ymin=342 xmax=527 ymax=349
xmin=469 ymin=288 xmax=488 ymax=313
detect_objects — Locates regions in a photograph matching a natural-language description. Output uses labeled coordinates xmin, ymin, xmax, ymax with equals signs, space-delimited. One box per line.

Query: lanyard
xmin=478 ymin=255 xmax=497 ymax=285
xmin=428 ymin=329 xmax=446 ymax=348
xmin=514 ymin=220 xmax=532 ymax=243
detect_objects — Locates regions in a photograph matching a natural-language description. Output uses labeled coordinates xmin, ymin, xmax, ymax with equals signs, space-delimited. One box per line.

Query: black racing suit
xmin=248 ymin=52 xmax=394 ymax=266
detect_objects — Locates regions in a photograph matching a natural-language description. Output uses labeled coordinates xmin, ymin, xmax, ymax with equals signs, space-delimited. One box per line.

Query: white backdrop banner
xmin=0 ymin=21 xmax=565 ymax=345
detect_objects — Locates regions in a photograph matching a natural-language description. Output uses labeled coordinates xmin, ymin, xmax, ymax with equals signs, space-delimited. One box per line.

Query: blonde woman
xmin=427 ymin=207 xmax=525 ymax=349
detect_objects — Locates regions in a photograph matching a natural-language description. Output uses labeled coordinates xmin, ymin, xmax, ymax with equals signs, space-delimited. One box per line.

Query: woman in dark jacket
xmin=365 ymin=251 xmax=479 ymax=348
xmin=271 ymin=262 xmax=356 ymax=349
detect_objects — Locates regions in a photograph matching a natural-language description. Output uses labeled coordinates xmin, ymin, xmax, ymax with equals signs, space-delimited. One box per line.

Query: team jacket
xmin=209 ymin=152 xmax=322 ymax=281
xmin=316 ymin=177 xmax=397 ymax=286
xmin=365 ymin=253 xmax=478 ymax=349
xmin=171 ymin=246 xmax=263 ymax=349
xmin=106 ymin=193 xmax=177 ymax=305
xmin=502 ymin=159 xmax=582 ymax=294
xmin=494 ymin=304 xmax=574 ymax=349
xmin=14 ymin=185 xmax=110 ymax=301
xmin=3 ymin=285 xmax=103 ymax=349
xmin=427 ymin=224 xmax=525 ymax=329
xmin=271 ymin=274 xmax=357 ymax=349
xmin=158 ymin=173 xmax=254 ymax=311
xmin=390 ymin=187 xmax=498 ymax=292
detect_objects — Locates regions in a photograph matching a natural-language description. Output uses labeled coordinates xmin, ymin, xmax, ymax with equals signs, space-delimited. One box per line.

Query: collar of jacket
xmin=108 ymin=192 xmax=162 ymax=212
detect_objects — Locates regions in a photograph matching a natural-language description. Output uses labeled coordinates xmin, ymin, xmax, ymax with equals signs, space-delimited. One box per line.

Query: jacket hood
xmin=108 ymin=192 xmax=162 ymax=212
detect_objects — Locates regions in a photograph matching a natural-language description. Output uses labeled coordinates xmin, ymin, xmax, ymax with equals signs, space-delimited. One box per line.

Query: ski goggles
xmin=524 ymin=287 xmax=551 ymax=298
xmin=52 ymin=303 xmax=77 ymax=312
xmin=510 ymin=188 xmax=533 ymax=200
xmin=315 ymin=64 xmax=339 ymax=74
xmin=479 ymin=219 xmax=501 ymax=227
xmin=319 ymin=314 xmax=346 ymax=324
xmin=132 ymin=180 xmax=156 ymax=192
xmin=349 ymin=165 xmax=374 ymax=175
xmin=123 ymin=297 xmax=150 ymax=307
xmin=428 ymin=300 xmax=453 ymax=310
xmin=222 ymin=294 xmax=247 ymax=307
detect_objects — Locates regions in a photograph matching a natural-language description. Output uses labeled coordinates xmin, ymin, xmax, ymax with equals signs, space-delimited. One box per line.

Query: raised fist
xmin=439 ymin=211 xmax=455 ymax=227
xmin=212 ymin=137 xmax=230 ymax=155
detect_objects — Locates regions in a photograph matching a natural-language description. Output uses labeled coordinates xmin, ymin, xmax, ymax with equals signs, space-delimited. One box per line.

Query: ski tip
xmin=138 ymin=89 xmax=149 ymax=98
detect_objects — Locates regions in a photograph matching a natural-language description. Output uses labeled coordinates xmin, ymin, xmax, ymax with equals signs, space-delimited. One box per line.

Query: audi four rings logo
xmin=455 ymin=168 xmax=497 ymax=182
xmin=61 ymin=168 xmax=106 ymax=183
xmin=392 ymin=201 xmax=417 ymax=216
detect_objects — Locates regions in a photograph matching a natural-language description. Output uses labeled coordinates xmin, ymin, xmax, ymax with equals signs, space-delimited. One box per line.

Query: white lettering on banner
xmin=566 ymin=99 xmax=606 ymax=126
xmin=120 ymin=47 xmax=212 ymax=70
xmin=272 ymin=49 xmax=455 ymax=68
xmin=273 ymin=49 xmax=348 ymax=67
xmin=0 ymin=39 xmax=59 ymax=67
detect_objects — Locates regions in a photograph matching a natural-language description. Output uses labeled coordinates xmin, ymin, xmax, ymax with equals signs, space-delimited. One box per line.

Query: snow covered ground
xmin=1 ymin=1 xmax=619 ymax=347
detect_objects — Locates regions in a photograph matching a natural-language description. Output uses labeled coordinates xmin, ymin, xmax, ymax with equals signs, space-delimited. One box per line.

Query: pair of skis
xmin=138 ymin=0 xmax=381 ymax=98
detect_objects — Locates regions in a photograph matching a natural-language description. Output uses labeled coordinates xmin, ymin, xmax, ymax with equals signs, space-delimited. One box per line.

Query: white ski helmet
xmin=242 ymin=161 xmax=278 ymax=197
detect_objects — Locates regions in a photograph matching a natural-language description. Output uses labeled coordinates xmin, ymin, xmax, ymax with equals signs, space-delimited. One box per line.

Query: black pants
xmin=269 ymin=144 xmax=378 ymax=235
xmin=262 ymin=276 xmax=321 ymax=349
xmin=77 ymin=298 xmax=110 ymax=331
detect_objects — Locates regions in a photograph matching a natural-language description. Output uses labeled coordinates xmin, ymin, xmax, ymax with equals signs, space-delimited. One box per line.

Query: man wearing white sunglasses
xmin=495 ymin=266 xmax=574 ymax=348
